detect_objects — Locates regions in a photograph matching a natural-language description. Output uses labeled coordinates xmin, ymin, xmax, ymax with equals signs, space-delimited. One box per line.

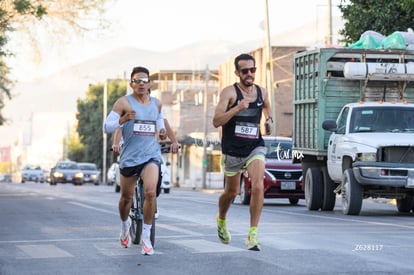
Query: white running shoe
xmin=141 ymin=237 xmax=154 ymax=255
xmin=119 ymin=218 xmax=131 ymax=248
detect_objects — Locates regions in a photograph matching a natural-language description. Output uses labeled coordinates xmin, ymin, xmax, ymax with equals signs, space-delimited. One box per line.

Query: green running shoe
xmin=246 ymin=228 xmax=261 ymax=251
xmin=216 ymin=217 xmax=231 ymax=244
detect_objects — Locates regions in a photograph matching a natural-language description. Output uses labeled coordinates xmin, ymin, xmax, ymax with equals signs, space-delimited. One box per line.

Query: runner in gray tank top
xmin=103 ymin=66 xmax=166 ymax=255
xmin=120 ymin=94 xmax=161 ymax=168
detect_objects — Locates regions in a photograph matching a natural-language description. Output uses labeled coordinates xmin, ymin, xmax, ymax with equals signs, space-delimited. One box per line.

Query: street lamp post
xmin=202 ymin=66 xmax=210 ymax=189
xmin=102 ymin=80 xmax=108 ymax=185
xmin=85 ymin=75 xmax=127 ymax=186
xmin=264 ymin=0 xmax=276 ymax=131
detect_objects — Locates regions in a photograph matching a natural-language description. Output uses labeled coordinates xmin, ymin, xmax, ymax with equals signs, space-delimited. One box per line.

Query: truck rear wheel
xmin=396 ymin=196 xmax=414 ymax=213
xmin=341 ymin=169 xmax=362 ymax=215
xmin=321 ymin=167 xmax=336 ymax=211
xmin=305 ymin=168 xmax=323 ymax=210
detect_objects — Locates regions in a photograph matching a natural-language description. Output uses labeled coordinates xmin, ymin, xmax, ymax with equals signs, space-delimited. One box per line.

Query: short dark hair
xmin=234 ymin=53 xmax=255 ymax=71
xmin=130 ymin=66 xmax=150 ymax=79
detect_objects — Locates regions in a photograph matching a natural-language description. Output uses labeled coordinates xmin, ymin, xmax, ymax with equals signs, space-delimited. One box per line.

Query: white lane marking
xmin=263 ymin=208 xmax=414 ymax=230
xmin=68 ymin=201 xmax=117 ymax=215
xmin=156 ymin=223 xmax=203 ymax=236
xmin=0 ymin=237 xmax=116 ymax=244
xmin=16 ymin=244 xmax=73 ymax=258
xmin=169 ymin=239 xmax=244 ymax=253
xmin=94 ymin=242 xmax=140 ymax=256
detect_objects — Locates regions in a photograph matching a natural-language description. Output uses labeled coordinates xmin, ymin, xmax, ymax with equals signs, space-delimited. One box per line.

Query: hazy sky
xmin=0 ymin=0 xmax=346 ymax=162
xmin=6 ymin=0 xmax=343 ymax=81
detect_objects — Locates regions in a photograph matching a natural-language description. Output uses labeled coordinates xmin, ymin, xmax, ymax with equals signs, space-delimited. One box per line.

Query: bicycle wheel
xmin=130 ymin=179 xmax=156 ymax=246
xmin=130 ymin=183 xmax=143 ymax=244
xmin=141 ymin=184 xmax=156 ymax=247
xmin=150 ymin=207 xmax=156 ymax=246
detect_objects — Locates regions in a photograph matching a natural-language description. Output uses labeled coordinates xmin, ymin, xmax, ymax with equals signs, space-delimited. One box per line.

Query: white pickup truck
xmin=322 ymin=101 xmax=414 ymax=214
xmin=293 ymin=48 xmax=414 ymax=215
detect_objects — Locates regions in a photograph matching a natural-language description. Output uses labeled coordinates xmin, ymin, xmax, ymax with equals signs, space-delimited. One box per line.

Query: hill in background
xmin=0 ymin=17 xmax=344 ymax=167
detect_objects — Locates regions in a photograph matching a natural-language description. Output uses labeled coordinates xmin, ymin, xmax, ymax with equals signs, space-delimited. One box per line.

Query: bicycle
xmin=128 ymin=143 xmax=175 ymax=246
xmin=129 ymin=174 xmax=155 ymax=245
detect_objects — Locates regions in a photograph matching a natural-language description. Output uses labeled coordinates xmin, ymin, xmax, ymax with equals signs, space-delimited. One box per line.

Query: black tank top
xmin=221 ymin=83 xmax=265 ymax=157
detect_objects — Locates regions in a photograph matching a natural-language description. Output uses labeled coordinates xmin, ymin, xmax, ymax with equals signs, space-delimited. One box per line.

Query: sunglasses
xmin=132 ymin=77 xmax=149 ymax=84
xmin=239 ymin=67 xmax=257 ymax=74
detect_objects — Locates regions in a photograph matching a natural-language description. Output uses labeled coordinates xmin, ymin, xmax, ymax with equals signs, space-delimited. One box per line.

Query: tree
xmin=0 ymin=1 xmax=46 ymax=125
xmin=76 ymin=81 xmax=127 ymax=170
xmin=66 ymin=122 xmax=85 ymax=162
xmin=0 ymin=0 xmax=106 ymax=125
xmin=339 ymin=0 xmax=414 ymax=45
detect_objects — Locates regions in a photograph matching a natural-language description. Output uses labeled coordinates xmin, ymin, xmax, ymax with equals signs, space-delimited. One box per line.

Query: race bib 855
xmin=133 ymin=120 xmax=156 ymax=136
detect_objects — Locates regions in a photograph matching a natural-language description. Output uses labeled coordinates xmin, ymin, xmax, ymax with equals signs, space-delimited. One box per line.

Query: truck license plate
xmin=406 ymin=177 xmax=414 ymax=188
xmin=281 ymin=181 xmax=296 ymax=190
xmin=406 ymin=171 xmax=414 ymax=188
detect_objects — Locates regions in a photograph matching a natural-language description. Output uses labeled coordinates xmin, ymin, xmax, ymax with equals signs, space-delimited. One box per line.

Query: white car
xmin=21 ymin=164 xmax=45 ymax=183
xmin=115 ymin=166 xmax=121 ymax=192
xmin=160 ymin=162 xmax=171 ymax=194
xmin=107 ymin=162 xmax=119 ymax=186
xmin=112 ymin=161 xmax=171 ymax=194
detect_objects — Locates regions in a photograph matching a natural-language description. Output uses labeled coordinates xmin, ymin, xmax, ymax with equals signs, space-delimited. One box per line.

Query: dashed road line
xmin=16 ymin=244 xmax=74 ymax=259
xmin=169 ymin=239 xmax=244 ymax=253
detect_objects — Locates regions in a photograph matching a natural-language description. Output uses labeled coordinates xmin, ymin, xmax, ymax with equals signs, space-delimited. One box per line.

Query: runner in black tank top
xmin=221 ymin=83 xmax=265 ymax=157
xmin=212 ymin=53 xmax=273 ymax=251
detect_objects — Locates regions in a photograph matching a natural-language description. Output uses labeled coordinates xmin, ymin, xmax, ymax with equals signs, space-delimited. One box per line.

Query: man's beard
xmin=241 ymin=77 xmax=254 ymax=87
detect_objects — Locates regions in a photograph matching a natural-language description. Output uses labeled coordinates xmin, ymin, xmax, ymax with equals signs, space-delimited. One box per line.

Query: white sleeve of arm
xmin=156 ymin=110 xmax=165 ymax=130
xmin=103 ymin=111 xmax=121 ymax=134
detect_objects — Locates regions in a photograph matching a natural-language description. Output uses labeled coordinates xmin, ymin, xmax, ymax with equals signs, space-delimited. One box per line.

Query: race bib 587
xmin=234 ymin=122 xmax=259 ymax=139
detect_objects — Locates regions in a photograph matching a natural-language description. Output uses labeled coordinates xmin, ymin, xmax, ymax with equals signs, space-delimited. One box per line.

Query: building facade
xmin=150 ymin=69 xmax=222 ymax=189
xmin=150 ymin=46 xmax=306 ymax=189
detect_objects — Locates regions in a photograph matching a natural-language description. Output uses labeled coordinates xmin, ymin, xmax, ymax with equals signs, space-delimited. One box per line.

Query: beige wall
xmin=218 ymin=46 xmax=306 ymax=137
xmin=154 ymin=47 xmax=307 ymax=189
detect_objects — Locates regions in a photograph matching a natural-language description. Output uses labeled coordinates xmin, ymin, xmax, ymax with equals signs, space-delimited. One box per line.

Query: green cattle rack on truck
xmin=293 ymin=48 xmax=414 ymax=159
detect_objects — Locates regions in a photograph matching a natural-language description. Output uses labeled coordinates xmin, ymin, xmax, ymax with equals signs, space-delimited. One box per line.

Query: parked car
xmin=107 ymin=162 xmax=119 ymax=186
xmin=239 ymin=136 xmax=304 ymax=205
xmin=78 ymin=162 xmax=100 ymax=185
xmin=114 ymin=164 xmax=121 ymax=193
xmin=160 ymin=161 xmax=171 ymax=194
xmin=49 ymin=161 xmax=84 ymax=185
xmin=21 ymin=164 xmax=45 ymax=183
xmin=112 ymin=161 xmax=171 ymax=193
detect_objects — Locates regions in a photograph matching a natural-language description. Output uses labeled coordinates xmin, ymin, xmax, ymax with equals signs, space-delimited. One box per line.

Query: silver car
xmin=21 ymin=164 xmax=45 ymax=183
xmin=49 ymin=161 xmax=84 ymax=185
xmin=78 ymin=162 xmax=100 ymax=185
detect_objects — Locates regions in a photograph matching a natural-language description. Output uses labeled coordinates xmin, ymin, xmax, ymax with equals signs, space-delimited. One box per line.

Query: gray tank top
xmin=119 ymin=95 xmax=162 ymax=168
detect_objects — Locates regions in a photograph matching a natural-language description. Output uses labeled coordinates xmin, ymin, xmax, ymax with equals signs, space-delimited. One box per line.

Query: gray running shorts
xmin=222 ymin=146 xmax=267 ymax=176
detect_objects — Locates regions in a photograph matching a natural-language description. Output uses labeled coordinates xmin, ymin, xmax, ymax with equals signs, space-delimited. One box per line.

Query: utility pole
xmin=328 ymin=0 xmax=333 ymax=45
xmin=264 ymin=0 xmax=276 ymax=131
xmin=124 ymin=71 xmax=129 ymax=95
xmin=102 ymin=80 xmax=108 ymax=185
xmin=202 ymin=65 xmax=209 ymax=189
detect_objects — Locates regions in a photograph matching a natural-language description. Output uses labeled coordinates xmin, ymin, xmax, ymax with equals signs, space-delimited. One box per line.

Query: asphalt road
xmin=0 ymin=182 xmax=413 ymax=275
